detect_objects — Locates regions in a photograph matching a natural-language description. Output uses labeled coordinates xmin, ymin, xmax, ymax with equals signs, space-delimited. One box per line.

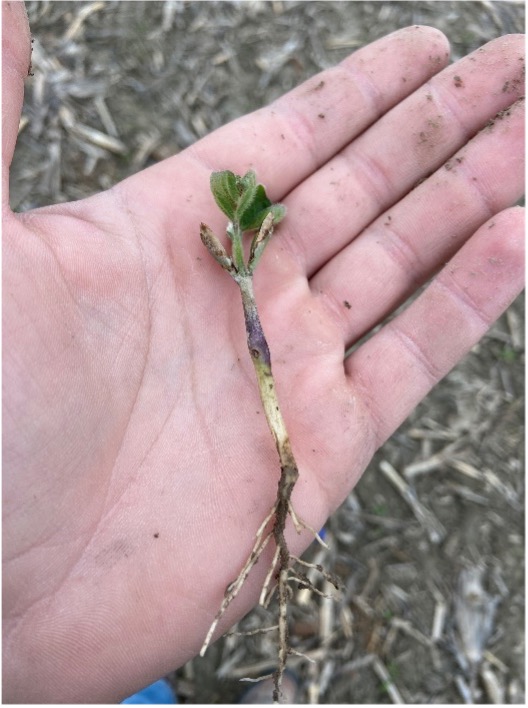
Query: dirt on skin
xmin=12 ymin=1 xmax=524 ymax=703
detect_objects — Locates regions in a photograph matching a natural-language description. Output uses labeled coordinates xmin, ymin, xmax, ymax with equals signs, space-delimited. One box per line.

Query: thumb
xmin=2 ymin=1 xmax=31 ymax=212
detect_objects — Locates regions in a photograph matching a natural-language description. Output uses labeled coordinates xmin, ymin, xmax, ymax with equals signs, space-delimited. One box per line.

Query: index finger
xmin=189 ymin=25 xmax=450 ymax=199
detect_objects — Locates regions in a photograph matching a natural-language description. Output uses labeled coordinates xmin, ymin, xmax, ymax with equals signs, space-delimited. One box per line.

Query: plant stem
xmin=236 ymin=275 xmax=299 ymax=703
xmin=236 ymin=277 xmax=295 ymax=474
xmin=230 ymin=222 xmax=247 ymax=275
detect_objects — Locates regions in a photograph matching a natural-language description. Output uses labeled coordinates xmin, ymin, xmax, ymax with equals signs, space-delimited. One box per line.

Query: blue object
xmin=122 ymin=678 xmax=177 ymax=704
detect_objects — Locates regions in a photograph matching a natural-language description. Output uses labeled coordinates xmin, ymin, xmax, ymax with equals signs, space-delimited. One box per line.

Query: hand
xmin=3 ymin=4 xmax=524 ymax=702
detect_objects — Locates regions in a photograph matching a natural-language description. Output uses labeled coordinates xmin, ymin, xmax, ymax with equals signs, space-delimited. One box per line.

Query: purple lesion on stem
xmin=247 ymin=318 xmax=271 ymax=367
xmin=239 ymin=281 xmax=271 ymax=368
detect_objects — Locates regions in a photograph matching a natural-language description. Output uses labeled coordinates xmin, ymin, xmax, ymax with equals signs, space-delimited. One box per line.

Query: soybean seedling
xmin=199 ymin=170 xmax=340 ymax=702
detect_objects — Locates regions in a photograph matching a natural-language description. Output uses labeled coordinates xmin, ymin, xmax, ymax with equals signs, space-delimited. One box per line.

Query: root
xmin=201 ymin=494 xmax=338 ymax=703
xmin=289 ymin=501 xmax=329 ymax=549
xmin=260 ymin=545 xmax=280 ymax=606
xmin=228 ymin=624 xmax=279 ymax=638
xmin=199 ymin=503 xmax=276 ymax=657
xmin=290 ymin=555 xmax=343 ymax=590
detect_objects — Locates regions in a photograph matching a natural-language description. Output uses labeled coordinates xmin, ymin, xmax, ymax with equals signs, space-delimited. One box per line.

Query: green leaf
xmin=238 ymin=185 xmax=273 ymax=231
xmin=210 ymin=168 xmax=285 ymax=234
xmin=235 ymin=183 xmax=260 ymax=228
xmin=210 ymin=171 xmax=239 ymax=220
xmin=238 ymin=170 xmax=256 ymax=192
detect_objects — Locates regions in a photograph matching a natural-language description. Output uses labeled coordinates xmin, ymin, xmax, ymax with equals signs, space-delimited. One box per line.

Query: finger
xmin=310 ymin=94 xmax=524 ymax=348
xmin=2 ymin=1 xmax=32 ymax=210
xmin=187 ymin=25 xmax=450 ymax=197
xmin=273 ymin=33 xmax=524 ymax=279
xmin=346 ymin=206 xmax=524 ymax=448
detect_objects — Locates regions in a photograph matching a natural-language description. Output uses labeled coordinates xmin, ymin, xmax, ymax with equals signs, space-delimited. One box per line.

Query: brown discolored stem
xmin=237 ymin=275 xmax=299 ymax=703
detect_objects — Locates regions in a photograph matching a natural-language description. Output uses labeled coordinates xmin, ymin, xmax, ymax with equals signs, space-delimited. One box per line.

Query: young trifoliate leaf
xmin=238 ymin=185 xmax=274 ymax=231
xmin=235 ymin=181 xmax=260 ymax=228
xmin=210 ymin=171 xmax=239 ymax=221
xmin=210 ymin=168 xmax=286 ymax=234
xmin=238 ymin=170 xmax=257 ymax=193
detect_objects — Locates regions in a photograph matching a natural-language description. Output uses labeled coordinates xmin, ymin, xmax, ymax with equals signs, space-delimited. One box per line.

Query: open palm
xmin=3 ymin=5 xmax=524 ymax=703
